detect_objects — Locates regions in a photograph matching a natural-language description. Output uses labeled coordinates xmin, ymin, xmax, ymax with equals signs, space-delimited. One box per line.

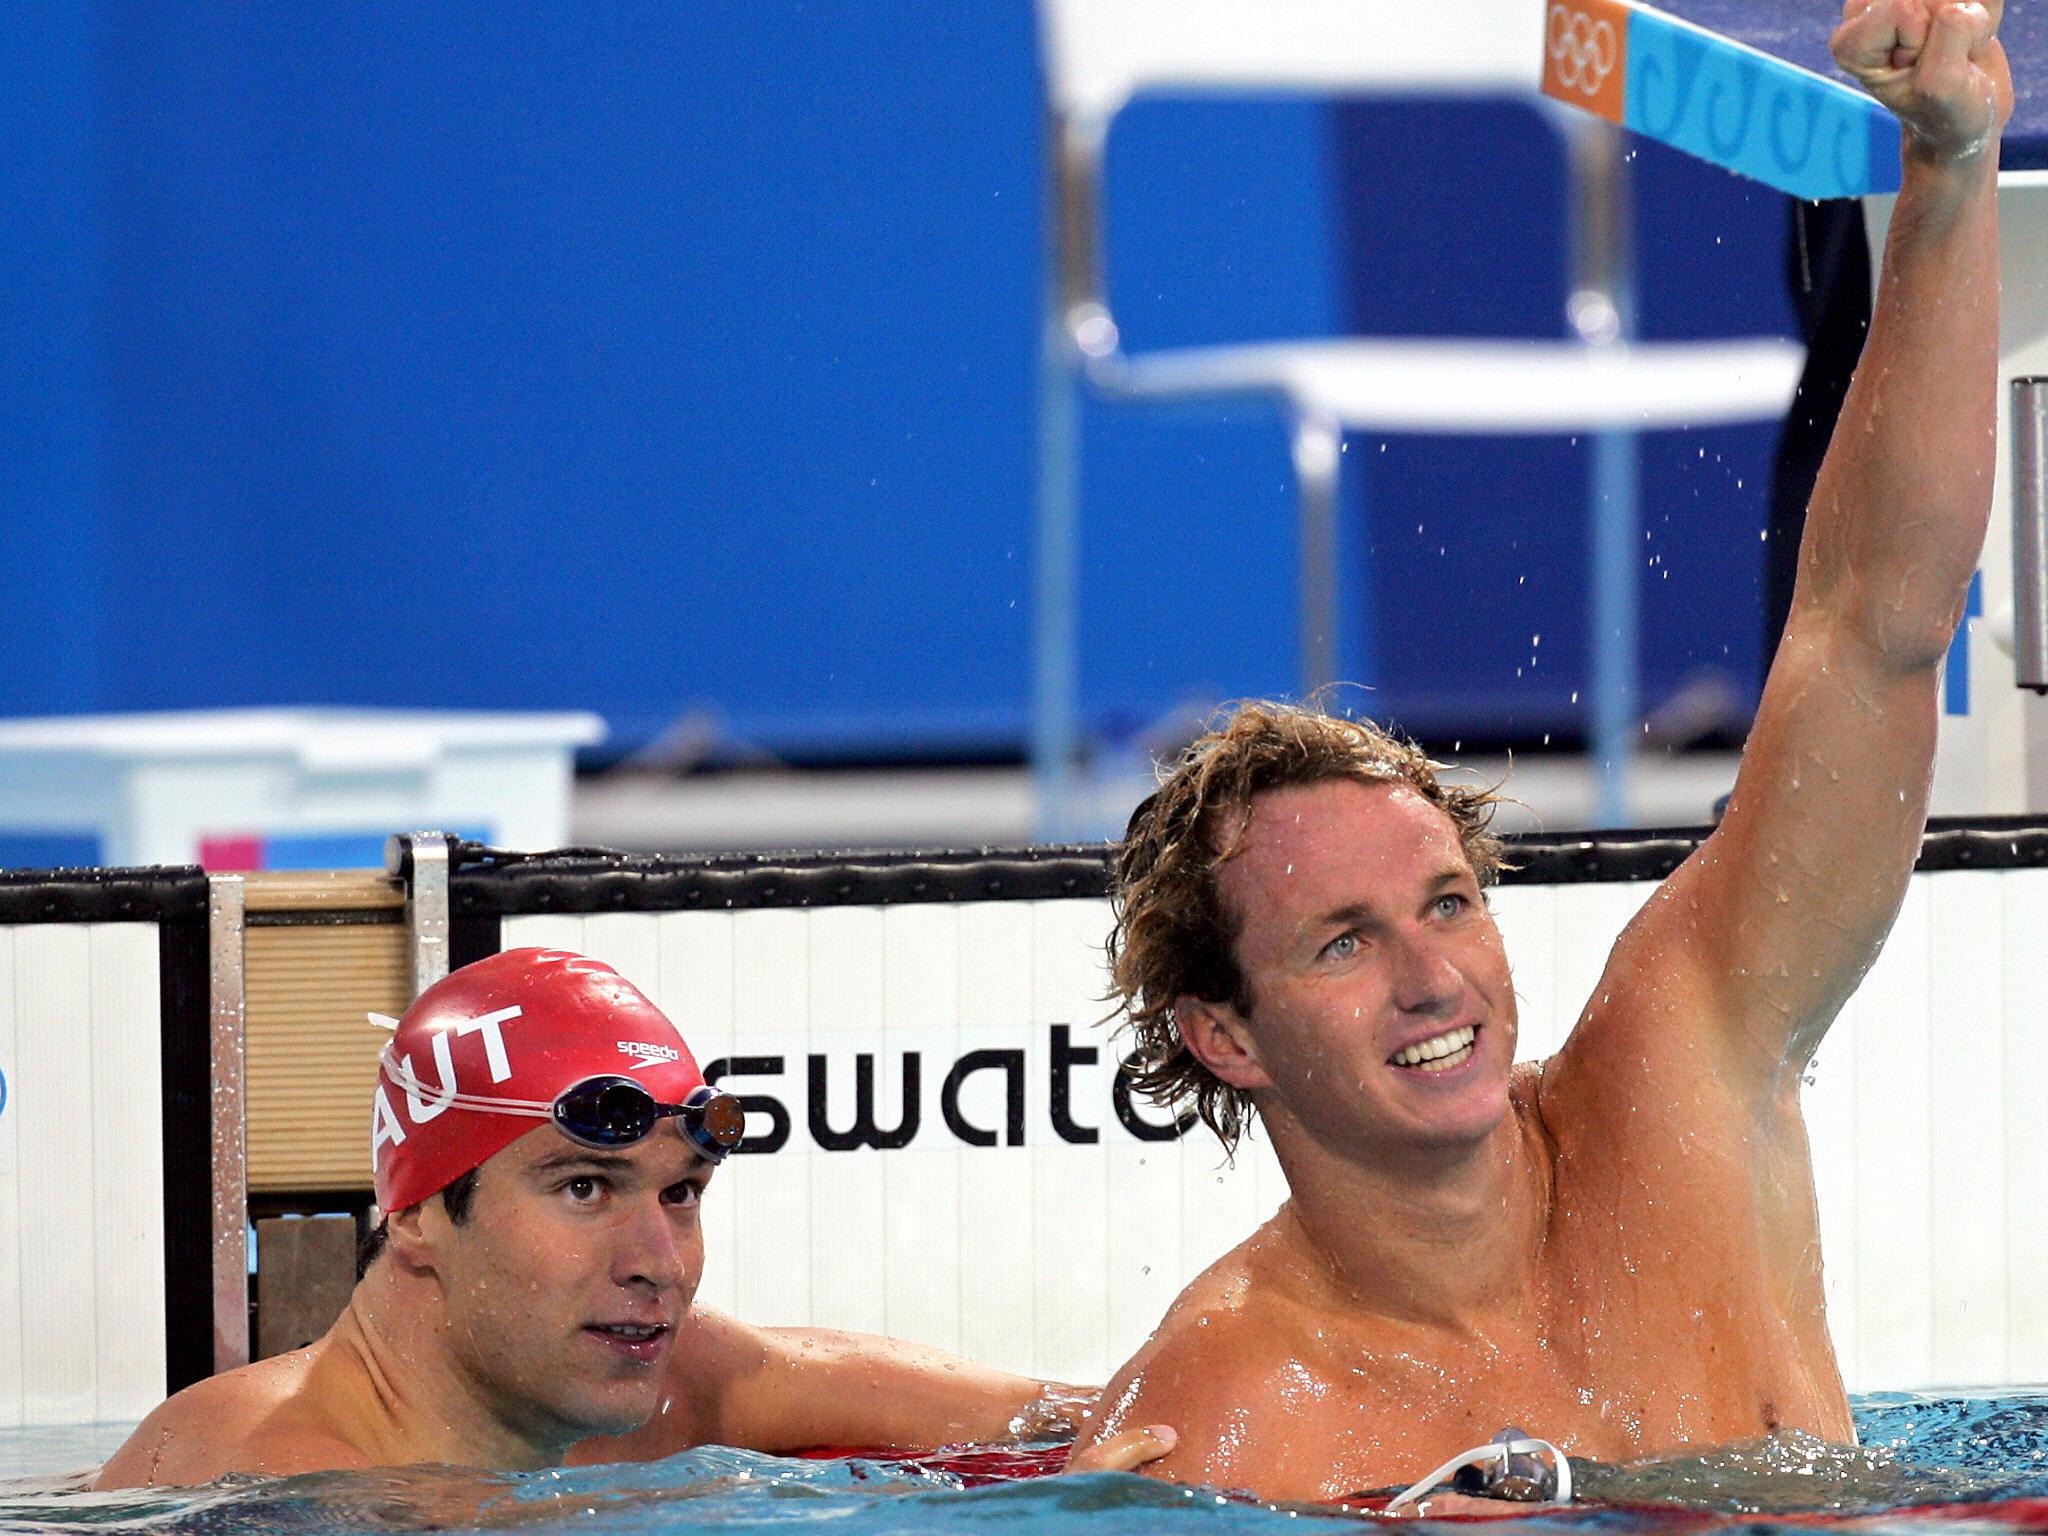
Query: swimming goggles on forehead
xmin=381 ymin=1051 xmax=745 ymax=1162
xmin=551 ymin=1077 xmax=746 ymax=1161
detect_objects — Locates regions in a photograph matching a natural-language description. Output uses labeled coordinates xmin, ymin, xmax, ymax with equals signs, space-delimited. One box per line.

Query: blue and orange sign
xmin=1544 ymin=0 xmax=1630 ymax=125
xmin=1542 ymin=0 xmax=1903 ymax=201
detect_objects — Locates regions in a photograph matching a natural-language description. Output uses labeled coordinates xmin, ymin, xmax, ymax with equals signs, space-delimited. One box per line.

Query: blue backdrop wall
xmin=0 ymin=3 xmax=1797 ymax=760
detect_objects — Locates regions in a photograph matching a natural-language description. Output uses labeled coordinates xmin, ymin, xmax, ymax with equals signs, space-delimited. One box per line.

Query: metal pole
xmin=403 ymin=831 xmax=452 ymax=995
xmin=207 ymin=874 xmax=249 ymax=1374
xmin=1591 ymin=429 xmax=1642 ymax=824
xmin=2013 ymin=377 xmax=2048 ymax=693
xmin=1566 ymin=117 xmax=1639 ymax=826
xmin=1031 ymin=110 xmax=1107 ymax=843
xmin=1033 ymin=324 xmax=1083 ymax=843
xmin=1294 ymin=413 xmax=1344 ymax=698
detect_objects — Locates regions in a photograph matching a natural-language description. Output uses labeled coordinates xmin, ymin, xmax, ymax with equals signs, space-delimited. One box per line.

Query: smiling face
xmin=421 ymin=1123 xmax=711 ymax=1447
xmin=1189 ymin=777 xmax=1518 ymax=1165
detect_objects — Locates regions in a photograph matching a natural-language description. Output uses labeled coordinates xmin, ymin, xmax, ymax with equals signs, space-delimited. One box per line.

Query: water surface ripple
xmin=3 ymin=1393 xmax=2044 ymax=1536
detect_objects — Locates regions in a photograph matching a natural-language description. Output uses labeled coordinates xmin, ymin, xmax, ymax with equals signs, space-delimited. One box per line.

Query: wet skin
xmin=1076 ymin=0 xmax=2010 ymax=1499
xmin=570 ymin=1310 xmax=1094 ymax=1462
xmin=1082 ymin=780 xmax=1851 ymax=1501
xmin=96 ymin=1126 xmax=1152 ymax=1485
xmin=96 ymin=1127 xmax=713 ymax=1486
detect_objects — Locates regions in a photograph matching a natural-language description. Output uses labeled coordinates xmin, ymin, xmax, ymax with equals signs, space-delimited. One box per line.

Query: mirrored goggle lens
xmin=683 ymin=1087 xmax=745 ymax=1160
xmin=553 ymin=1078 xmax=658 ymax=1147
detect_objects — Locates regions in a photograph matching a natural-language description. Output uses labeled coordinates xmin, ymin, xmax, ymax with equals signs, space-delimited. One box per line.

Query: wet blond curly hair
xmin=1108 ymin=700 xmax=1508 ymax=1153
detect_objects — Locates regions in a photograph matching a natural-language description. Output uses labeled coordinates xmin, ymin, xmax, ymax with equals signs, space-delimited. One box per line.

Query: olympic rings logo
xmin=1548 ymin=4 xmax=1619 ymax=96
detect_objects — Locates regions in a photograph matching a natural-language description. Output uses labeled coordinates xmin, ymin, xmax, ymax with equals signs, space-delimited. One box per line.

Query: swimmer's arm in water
xmin=570 ymin=1306 xmax=1090 ymax=1461
xmin=1556 ymin=0 xmax=2010 ymax=1102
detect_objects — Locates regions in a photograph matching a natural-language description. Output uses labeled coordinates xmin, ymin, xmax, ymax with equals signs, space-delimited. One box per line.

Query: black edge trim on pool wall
xmin=157 ymin=895 xmax=214 ymax=1394
xmin=450 ymin=913 xmax=502 ymax=972
xmin=452 ymin=845 xmax=1116 ymax=917
xmin=447 ymin=817 xmax=2048 ymax=918
xmin=0 ymin=865 xmax=209 ymax=924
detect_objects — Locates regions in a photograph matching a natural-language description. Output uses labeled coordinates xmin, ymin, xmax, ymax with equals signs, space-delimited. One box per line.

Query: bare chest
xmin=1202 ymin=1253 xmax=1848 ymax=1503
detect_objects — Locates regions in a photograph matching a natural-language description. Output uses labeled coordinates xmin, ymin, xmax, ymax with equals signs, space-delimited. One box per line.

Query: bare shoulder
xmin=94 ymin=1351 xmax=330 ymax=1489
xmin=1079 ymin=1229 xmax=1313 ymax=1481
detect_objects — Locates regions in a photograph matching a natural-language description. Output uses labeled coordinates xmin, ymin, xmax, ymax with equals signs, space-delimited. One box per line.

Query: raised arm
xmin=1576 ymin=0 xmax=2011 ymax=1093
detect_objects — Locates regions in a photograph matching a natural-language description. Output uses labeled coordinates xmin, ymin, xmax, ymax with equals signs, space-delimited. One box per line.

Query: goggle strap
xmin=379 ymin=1053 xmax=731 ymax=1155
xmin=379 ymin=1051 xmax=572 ymax=1118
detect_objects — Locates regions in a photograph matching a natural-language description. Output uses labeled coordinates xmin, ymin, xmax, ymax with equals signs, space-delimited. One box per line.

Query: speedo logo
xmin=617 ymin=1040 xmax=681 ymax=1070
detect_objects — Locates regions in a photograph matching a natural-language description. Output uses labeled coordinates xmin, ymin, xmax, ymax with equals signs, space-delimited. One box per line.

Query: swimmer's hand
xmin=1010 ymin=1382 xmax=1095 ymax=1441
xmin=1832 ymin=0 xmax=2012 ymax=161
xmin=1063 ymin=1424 xmax=1177 ymax=1475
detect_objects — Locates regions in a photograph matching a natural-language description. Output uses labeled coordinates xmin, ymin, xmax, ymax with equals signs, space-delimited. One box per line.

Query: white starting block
xmin=0 ymin=709 xmax=604 ymax=869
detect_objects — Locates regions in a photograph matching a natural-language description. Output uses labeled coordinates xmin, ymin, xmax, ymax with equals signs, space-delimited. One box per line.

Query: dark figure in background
xmin=1765 ymin=200 xmax=1875 ymax=679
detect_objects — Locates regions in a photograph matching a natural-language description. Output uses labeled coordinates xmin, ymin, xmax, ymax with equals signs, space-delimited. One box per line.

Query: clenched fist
xmin=1832 ymin=0 xmax=2013 ymax=160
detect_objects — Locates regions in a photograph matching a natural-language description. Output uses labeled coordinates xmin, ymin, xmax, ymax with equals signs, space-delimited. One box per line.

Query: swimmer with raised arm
xmin=98 ymin=949 xmax=1166 ymax=1488
xmin=1070 ymin=0 xmax=2011 ymax=1506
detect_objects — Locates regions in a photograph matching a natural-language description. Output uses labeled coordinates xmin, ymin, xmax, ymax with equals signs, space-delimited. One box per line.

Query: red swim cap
xmin=370 ymin=948 xmax=708 ymax=1213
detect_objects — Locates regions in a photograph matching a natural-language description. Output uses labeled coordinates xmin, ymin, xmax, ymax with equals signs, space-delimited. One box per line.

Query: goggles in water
xmin=1385 ymin=1428 xmax=1572 ymax=1512
xmin=381 ymin=1052 xmax=745 ymax=1164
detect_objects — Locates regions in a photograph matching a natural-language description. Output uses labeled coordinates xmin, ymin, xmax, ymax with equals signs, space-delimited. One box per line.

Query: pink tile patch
xmin=199 ymin=835 xmax=264 ymax=872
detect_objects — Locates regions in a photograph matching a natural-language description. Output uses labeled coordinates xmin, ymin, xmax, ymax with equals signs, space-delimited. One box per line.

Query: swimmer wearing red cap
xmin=97 ymin=949 xmax=1170 ymax=1487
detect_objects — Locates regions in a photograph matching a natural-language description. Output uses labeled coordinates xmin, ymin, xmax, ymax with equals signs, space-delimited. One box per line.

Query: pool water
xmin=2 ymin=1393 xmax=2045 ymax=1536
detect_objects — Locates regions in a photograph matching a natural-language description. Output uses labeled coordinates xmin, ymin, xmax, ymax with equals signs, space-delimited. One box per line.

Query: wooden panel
xmin=244 ymin=921 xmax=408 ymax=1194
xmin=254 ymin=1216 xmax=356 ymax=1358
xmin=245 ymin=872 xmax=402 ymax=914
